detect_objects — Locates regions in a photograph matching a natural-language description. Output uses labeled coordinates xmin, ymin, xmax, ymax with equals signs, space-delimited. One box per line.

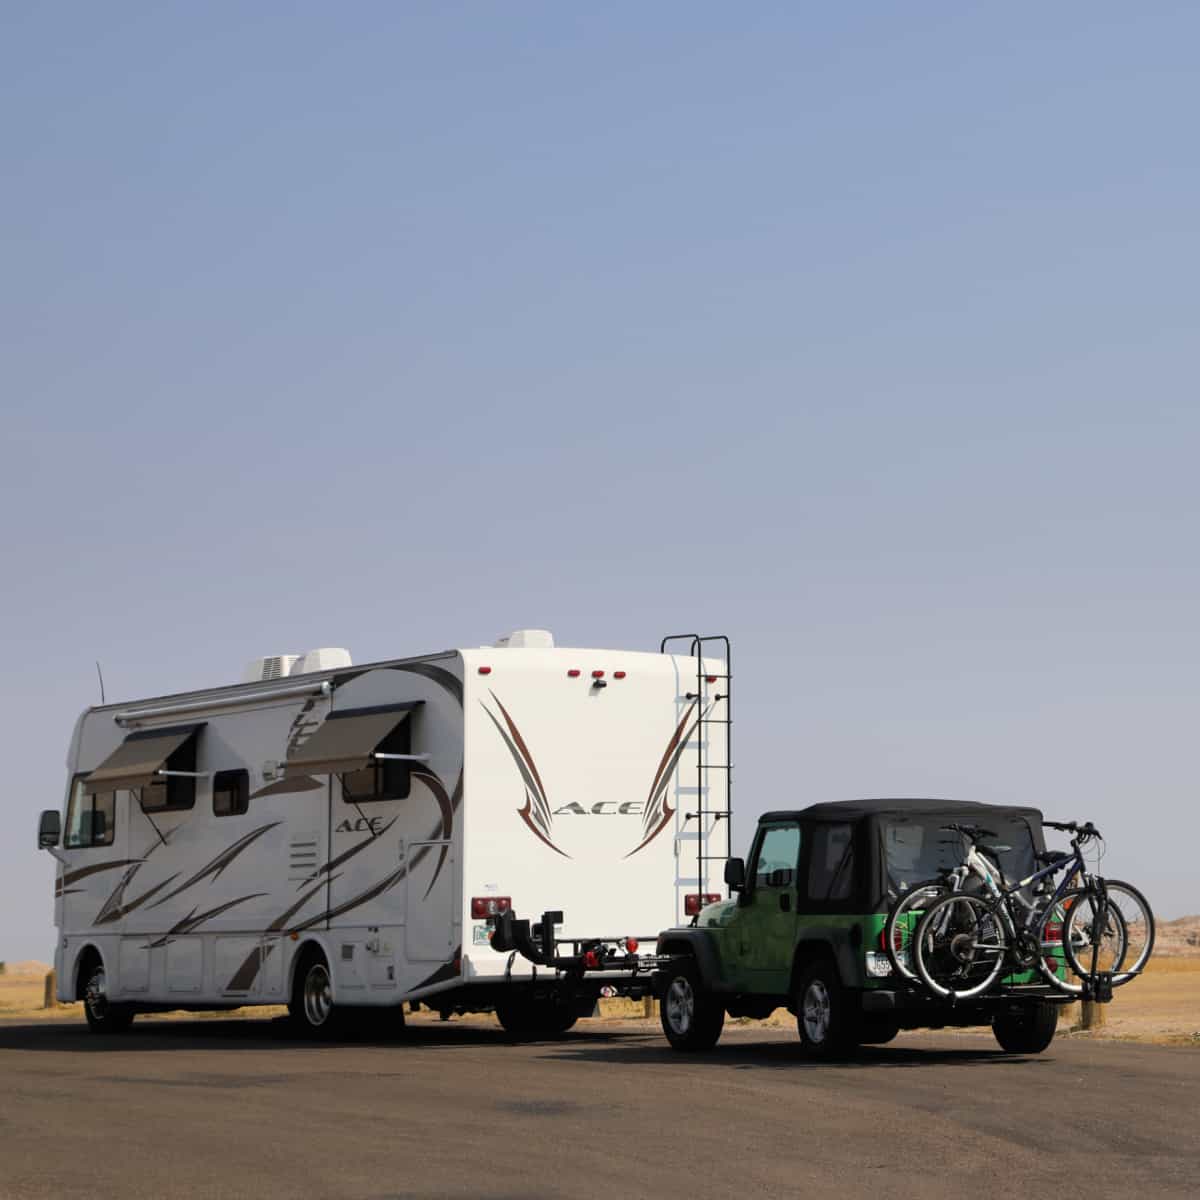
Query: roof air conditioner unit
xmin=242 ymin=654 xmax=299 ymax=684
xmin=291 ymin=647 xmax=353 ymax=675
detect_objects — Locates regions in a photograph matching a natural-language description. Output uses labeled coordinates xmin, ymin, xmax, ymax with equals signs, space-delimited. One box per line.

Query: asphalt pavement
xmin=0 ymin=1016 xmax=1197 ymax=1200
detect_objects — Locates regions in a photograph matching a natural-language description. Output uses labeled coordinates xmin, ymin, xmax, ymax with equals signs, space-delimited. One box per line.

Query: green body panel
xmin=698 ymin=897 xmax=1066 ymax=995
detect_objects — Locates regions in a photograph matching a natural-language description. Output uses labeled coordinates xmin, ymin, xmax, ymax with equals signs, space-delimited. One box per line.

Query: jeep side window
xmin=751 ymin=824 xmax=801 ymax=889
xmin=808 ymin=822 xmax=855 ymax=902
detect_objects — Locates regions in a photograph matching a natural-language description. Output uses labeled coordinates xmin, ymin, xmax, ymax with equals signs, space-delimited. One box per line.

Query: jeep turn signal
xmin=471 ymin=896 xmax=512 ymax=919
xmin=684 ymin=893 xmax=722 ymax=916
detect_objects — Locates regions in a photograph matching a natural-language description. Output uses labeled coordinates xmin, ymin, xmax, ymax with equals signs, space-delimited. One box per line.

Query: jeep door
xmin=727 ymin=820 xmax=801 ymax=995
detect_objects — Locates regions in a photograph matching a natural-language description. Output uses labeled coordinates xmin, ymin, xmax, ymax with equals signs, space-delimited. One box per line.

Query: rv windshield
xmin=882 ymin=814 xmax=1038 ymax=894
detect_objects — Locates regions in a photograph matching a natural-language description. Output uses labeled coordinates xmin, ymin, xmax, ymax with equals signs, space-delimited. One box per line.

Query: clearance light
xmin=684 ymin=893 xmax=722 ymax=915
xmin=471 ymin=896 xmax=512 ymax=918
xmin=478 ymin=666 xmax=492 ymax=675
xmin=706 ymin=675 xmax=717 ymax=684
xmin=613 ymin=671 xmax=626 ymax=680
xmin=568 ymin=669 xmax=581 ymax=678
xmin=592 ymin=670 xmax=605 ymax=678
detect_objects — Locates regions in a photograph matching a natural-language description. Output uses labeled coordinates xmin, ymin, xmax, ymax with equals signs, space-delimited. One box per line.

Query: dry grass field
xmin=3 ymin=947 xmax=1196 ymax=1044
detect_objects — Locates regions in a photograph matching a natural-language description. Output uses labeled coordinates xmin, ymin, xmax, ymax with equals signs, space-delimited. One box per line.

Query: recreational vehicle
xmin=37 ymin=632 xmax=731 ymax=1036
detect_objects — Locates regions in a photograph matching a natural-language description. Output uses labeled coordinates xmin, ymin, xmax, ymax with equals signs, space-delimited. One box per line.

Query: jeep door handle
xmin=779 ymin=892 xmax=791 ymax=912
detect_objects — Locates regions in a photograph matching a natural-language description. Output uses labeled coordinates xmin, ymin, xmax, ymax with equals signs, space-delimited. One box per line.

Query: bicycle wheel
xmin=1064 ymin=881 xmax=1153 ymax=987
xmin=1048 ymin=890 xmax=1125 ymax=995
xmin=913 ymin=893 xmax=1009 ymax=1000
xmin=884 ymin=879 xmax=951 ymax=982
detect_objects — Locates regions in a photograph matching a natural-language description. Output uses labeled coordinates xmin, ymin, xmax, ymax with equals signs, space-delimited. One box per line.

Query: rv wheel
xmin=289 ymin=950 xmax=339 ymax=1038
xmin=81 ymin=961 xmax=134 ymax=1034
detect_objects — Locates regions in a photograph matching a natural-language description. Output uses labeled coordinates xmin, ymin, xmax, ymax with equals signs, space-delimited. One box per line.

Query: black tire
xmin=495 ymin=995 xmax=577 ymax=1038
xmin=912 ymin=892 xmax=1008 ymax=1001
xmin=858 ymin=1018 xmax=900 ymax=1046
xmin=659 ymin=960 xmax=724 ymax=1051
xmin=795 ymin=960 xmax=859 ymax=1058
xmin=81 ymin=959 xmax=134 ymax=1034
xmin=1062 ymin=881 xmax=1154 ymax=988
xmin=992 ymin=1001 xmax=1058 ymax=1054
xmin=288 ymin=949 xmax=339 ymax=1039
xmin=884 ymin=879 xmax=949 ymax=981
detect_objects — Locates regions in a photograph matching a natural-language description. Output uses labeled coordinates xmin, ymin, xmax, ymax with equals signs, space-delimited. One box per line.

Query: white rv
xmin=38 ymin=631 xmax=731 ymax=1036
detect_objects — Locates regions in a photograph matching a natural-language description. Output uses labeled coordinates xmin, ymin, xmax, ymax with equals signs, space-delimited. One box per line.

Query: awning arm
xmin=372 ymin=753 xmax=431 ymax=763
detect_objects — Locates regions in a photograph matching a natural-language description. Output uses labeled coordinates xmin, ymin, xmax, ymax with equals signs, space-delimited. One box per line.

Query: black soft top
xmin=761 ymin=797 xmax=1044 ymax=824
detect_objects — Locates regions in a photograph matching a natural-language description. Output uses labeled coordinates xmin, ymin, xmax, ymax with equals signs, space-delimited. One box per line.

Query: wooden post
xmin=1079 ymin=998 xmax=1107 ymax=1030
xmin=43 ymin=970 xmax=57 ymax=1009
xmin=642 ymin=995 xmax=659 ymax=1020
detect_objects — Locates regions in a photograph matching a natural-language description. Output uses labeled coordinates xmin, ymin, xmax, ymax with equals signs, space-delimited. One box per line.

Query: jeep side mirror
xmin=38 ymin=810 xmax=61 ymax=850
xmin=723 ymin=857 xmax=745 ymax=890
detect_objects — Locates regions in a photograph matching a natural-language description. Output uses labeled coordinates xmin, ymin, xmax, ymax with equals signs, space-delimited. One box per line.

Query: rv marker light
xmin=613 ymin=670 xmax=626 ymax=679
xmin=478 ymin=666 xmax=492 ymax=675
xmin=567 ymin=669 xmax=581 ymax=677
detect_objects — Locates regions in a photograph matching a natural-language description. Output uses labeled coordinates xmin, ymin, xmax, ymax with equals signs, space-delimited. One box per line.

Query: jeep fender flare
xmin=655 ymin=929 xmax=725 ymax=992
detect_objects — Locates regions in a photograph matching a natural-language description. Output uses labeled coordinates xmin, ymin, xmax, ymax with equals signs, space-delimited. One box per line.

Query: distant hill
xmin=1156 ymin=915 xmax=1200 ymax=956
xmin=0 ymin=961 xmax=52 ymax=976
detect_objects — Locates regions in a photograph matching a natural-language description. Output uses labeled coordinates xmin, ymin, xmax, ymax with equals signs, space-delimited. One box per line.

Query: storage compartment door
xmin=405 ymin=841 xmax=455 ymax=962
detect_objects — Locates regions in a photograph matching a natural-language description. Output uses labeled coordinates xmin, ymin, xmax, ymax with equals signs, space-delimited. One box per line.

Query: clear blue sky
xmin=3 ymin=4 xmax=1197 ymax=962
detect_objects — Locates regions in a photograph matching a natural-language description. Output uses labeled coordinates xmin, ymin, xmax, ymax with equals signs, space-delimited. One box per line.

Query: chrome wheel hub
xmin=303 ymin=963 xmax=333 ymax=1027
xmin=666 ymin=976 xmax=694 ymax=1035
xmin=802 ymin=979 xmax=831 ymax=1043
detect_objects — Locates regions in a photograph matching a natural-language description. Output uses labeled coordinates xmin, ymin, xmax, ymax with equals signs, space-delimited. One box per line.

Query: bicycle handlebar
xmin=1044 ymin=819 xmax=1101 ymax=840
xmin=939 ymin=823 xmax=998 ymax=840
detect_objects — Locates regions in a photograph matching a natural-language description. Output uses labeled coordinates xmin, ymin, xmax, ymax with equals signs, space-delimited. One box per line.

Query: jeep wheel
xmin=795 ymin=961 xmax=858 ymax=1058
xmin=992 ymin=1001 xmax=1058 ymax=1054
xmin=660 ymin=960 xmax=724 ymax=1052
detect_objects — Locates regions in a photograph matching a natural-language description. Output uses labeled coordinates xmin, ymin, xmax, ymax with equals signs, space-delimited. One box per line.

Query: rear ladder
xmin=659 ymin=635 xmax=732 ymax=905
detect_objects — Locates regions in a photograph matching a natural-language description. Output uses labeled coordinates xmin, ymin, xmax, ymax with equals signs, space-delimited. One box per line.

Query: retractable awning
xmin=83 ymin=724 xmax=204 ymax=792
xmin=283 ymin=702 xmax=422 ymax=778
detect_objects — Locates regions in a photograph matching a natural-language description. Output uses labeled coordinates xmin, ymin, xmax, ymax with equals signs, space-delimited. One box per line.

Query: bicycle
xmin=911 ymin=819 xmax=1154 ymax=1002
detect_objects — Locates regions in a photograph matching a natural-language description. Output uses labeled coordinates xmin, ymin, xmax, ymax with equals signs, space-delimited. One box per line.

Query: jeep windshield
xmin=882 ymin=813 xmax=1038 ymax=895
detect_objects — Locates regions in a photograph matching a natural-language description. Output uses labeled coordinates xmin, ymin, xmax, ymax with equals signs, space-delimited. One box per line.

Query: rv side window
xmin=342 ymin=722 xmax=413 ymax=804
xmin=140 ymin=734 xmax=198 ymax=813
xmin=213 ymin=769 xmax=249 ymax=817
xmin=64 ymin=778 xmax=116 ymax=848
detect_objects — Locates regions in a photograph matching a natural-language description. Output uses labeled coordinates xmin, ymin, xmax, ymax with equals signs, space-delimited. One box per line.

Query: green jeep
xmin=655 ymin=798 xmax=1069 ymax=1057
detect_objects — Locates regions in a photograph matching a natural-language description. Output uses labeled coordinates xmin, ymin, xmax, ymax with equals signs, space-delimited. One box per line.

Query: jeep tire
xmin=660 ymin=959 xmax=724 ymax=1052
xmin=795 ymin=960 xmax=859 ymax=1058
xmin=992 ymin=1000 xmax=1058 ymax=1054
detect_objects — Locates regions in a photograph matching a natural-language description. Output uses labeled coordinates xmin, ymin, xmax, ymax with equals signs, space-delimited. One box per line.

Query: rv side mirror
xmin=38 ymin=810 xmax=61 ymax=850
xmin=723 ymin=857 xmax=746 ymax=890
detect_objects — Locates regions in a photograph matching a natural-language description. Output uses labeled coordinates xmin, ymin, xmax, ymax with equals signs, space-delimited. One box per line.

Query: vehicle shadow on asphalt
xmin=0 ymin=1019 xmax=1048 ymax=1069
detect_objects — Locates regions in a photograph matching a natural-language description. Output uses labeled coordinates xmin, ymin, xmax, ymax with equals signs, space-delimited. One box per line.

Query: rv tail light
xmin=478 ymin=666 xmax=492 ymax=675
xmin=592 ymin=670 xmax=605 ymax=678
xmin=613 ymin=671 xmax=626 ymax=680
xmin=568 ymin=669 xmax=581 ymax=678
xmin=625 ymin=937 xmax=639 ymax=953
xmin=470 ymin=896 xmax=512 ymax=919
xmin=684 ymin=893 xmax=722 ymax=915
xmin=583 ymin=950 xmax=600 ymax=970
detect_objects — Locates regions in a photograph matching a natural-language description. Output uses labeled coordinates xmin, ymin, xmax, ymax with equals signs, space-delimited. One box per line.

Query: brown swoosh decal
xmin=145 ymin=822 xmax=280 ymax=910
xmin=295 ymin=817 xmax=399 ymax=889
xmin=59 ymin=859 xmax=143 ymax=889
xmin=94 ymin=868 xmax=181 ymax=925
xmin=413 ymin=946 xmax=462 ymax=991
xmin=143 ymin=893 xmax=268 ymax=948
xmin=226 ymin=942 xmax=274 ymax=992
xmin=480 ymin=698 xmax=568 ymax=858
xmin=625 ymin=701 xmax=705 ymax=859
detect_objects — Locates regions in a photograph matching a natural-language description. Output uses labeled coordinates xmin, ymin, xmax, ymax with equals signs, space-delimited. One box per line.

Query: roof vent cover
xmin=493 ymin=629 xmax=554 ymax=649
